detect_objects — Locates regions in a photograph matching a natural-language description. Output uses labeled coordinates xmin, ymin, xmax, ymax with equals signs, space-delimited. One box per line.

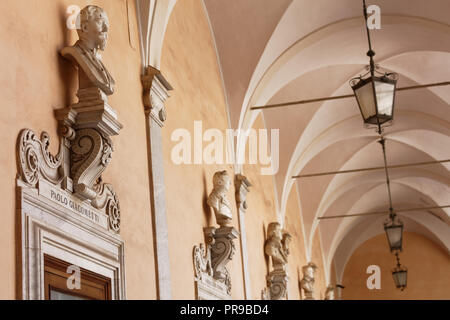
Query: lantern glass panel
xmin=385 ymin=225 xmax=403 ymax=251
xmin=392 ymin=269 xmax=407 ymax=290
xmin=354 ymin=81 xmax=377 ymax=122
xmin=374 ymin=80 xmax=395 ymax=117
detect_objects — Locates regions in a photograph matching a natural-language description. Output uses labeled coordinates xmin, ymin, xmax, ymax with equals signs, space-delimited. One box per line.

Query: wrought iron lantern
xmin=392 ymin=253 xmax=407 ymax=291
xmin=350 ymin=70 xmax=397 ymax=127
xmin=350 ymin=0 xmax=398 ymax=131
xmin=384 ymin=213 xmax=404 ymax=252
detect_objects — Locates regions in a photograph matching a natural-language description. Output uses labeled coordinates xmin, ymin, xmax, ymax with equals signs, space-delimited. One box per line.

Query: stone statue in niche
xmin=300 ymin=262 xmax=318 ymax=300
xmin=324 ymin=285 xmax=335 ymax=300
xmin=61 ymin=5 xmax=115 ymax=95
xmin=207 ymin=171 xmax=232 ymax=227
xmin=262 ymin=222 xmax=292 ymax=300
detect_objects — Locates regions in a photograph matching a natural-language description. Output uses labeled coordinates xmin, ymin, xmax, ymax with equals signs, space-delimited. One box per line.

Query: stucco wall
xmin=342 ymin=232 xmax=450 ymax=299
xmin=0 ymin=0 xmax=157 ymax=299
xmin=241 ymin=114 xmax=280 ymax=300
xmin=160 ymin=0 xmax=244 ymax=299
xmin=285 ymin=183 xmax=307 ymax=300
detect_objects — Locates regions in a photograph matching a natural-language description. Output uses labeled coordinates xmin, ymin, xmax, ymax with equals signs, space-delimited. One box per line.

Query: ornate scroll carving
xmin=193 ymin=226 xmax=238 ymax=298
xmin=71 ymin=128 xmax=113 ymax=200
xmin=92 ymin=181 xmax=121 ymax=232
xmin=17 ymin=129 xmax=64 ymax=187
xmin=17 ymin=5 xmax=122 ymax=235
xmin=204 ymin=226 xmax=239 ymax=294
xmin=262 ymin=222 xmax=292 ymax=300
xmin=300 ymin=262 xmax=318 ymax=300
xmin=193 ymin=244 xmax=213 ymax=281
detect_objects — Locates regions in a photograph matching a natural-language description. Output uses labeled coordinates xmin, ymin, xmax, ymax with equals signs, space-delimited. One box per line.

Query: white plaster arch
xmin=136 ymin=0 xmax=178 ymax=70
xmin=323 ymin=180 xmax=450 ymax=283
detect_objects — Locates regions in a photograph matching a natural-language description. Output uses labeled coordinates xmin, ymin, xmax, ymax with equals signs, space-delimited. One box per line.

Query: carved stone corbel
xmin=204 ymin=226 xmax=239 ymax=293
xmin=141 ymin=66 xmax=173 ymax=127
xmin=262 ymin=222 xmax=292 ymax=300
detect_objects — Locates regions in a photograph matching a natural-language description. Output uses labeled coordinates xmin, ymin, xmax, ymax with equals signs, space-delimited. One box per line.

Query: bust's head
xmin=267 ymin=222 xmax=283 ymax=241
xmin=303 ymin=262 xmax=317 ymax=278
xmin=212 ymin=171 xmax=230 ymax=192
xmin=77 ymin=5 xmax=110 ymax=52
xmin=325 ymin=285 xmax=335 ymax=300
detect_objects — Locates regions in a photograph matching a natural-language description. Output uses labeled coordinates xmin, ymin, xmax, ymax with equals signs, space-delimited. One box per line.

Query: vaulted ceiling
xmin=203 ymin=0 xmax=450 ymax=282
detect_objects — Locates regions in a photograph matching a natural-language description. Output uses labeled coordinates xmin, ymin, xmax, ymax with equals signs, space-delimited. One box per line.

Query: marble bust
xmin=324 ymin=285 xmax=335 ymax=300
xmin=207 ymin=171 xmax=232 ymax=227
xmin=264 ymin=222 xmax=291 ymax=271
xmin=61 ymin=5 xmax=115 ymax=95
xmin=300 ymin=262 xmax=318 ymax=300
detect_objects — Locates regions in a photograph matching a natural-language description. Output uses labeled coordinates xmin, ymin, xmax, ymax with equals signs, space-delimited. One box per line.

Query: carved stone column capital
xmin=141 ymin=66 xmax=173 ymax=127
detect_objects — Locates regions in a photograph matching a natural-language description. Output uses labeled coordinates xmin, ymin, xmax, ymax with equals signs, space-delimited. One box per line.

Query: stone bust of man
xmin=324 ymin=285 xmax=335 ymax=300
xmin=61 ymin=5 xmax=115 ymax=95
xmin=300 ymin=262 xmax=318 ymax=300
xmin=264 ymin=222 xmax=291 ymax=271
xmin=207 ymin=171 xmax=232 ymax=227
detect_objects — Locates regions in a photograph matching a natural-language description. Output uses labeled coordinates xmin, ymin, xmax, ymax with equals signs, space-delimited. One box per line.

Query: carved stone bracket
xmin=262 ymin=269 xmax=289 ymax=300
xmin=193 ymin=226 xmax=239 ymax=298
xmin=52 ymin=86 xmax=123 ymax=233
xmin=141 ymin=66 xmax=173 ymax=127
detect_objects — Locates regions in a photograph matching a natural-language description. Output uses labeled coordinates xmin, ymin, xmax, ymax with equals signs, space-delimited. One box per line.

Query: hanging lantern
xmin=350 ymin=72 xmax=398 ymax=127
xmin=384 ymin=214 xmax=404 ymax=252
xmin=392 ymin=253 xmax=407 ymax=291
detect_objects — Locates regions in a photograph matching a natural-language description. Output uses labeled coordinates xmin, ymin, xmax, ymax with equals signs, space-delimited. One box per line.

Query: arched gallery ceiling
xmin=203 ymin=0 xmax=450 ymax=282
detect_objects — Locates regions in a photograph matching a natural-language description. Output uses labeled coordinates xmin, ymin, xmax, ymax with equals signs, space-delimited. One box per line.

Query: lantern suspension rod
xmin=292 ymin=159 xmax=450 ymax=179
xmin=378 ymin=136 xmax=396 ymax=217
xmin=250 ymin=81 xmax=450 ymax=111
xmin=317 ymin=205 xmax=450 ymax=220
xmin=363 ymin=0 xmax=376 ymax=75
xmin=395 ymin=252 xmax=401 ymax=267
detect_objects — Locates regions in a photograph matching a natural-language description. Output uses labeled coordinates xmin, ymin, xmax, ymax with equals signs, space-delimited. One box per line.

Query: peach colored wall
xmin=342 ymin=232 xmax=450 ymax=300
xmin=310 ymin=230 xmax=327 ymax=300
xmin=240 ymin=114 xmax=280 ymax=300
xmin=0 ymin=0 xmax=157 ymax=299
xmin=285 ymin=183 xmax=307 ymax=300
xmin=160 ymin=0 xmax=244 ymax=299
